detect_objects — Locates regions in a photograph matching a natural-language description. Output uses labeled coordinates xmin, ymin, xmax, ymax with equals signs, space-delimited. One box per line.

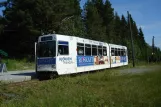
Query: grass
xmin=2 ymin=59 xmax=34 ymax=71
xmin=0 ymin=67 xmax=161 ymax=107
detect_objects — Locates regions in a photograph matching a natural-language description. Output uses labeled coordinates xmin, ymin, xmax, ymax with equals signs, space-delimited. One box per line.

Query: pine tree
xmin=112 ymin=12 xmax=121 ymax=44
xmin=58 ymin=16 xmax=86 ymax=37
xmin=0 ymin=16 xmax=3 ymax=34
xmin=138 ymin=27 xmax=146 ymax=45
xmin=84 ymin=0 xmax=106 ymax=41
xmin=57 ymin=0 xmax=86 ymax=37
xmin=2 ymin=0 xmax=84 ymax=57
xmin=103 ymin=0 xmax=114 ymax=43
xmin=138 ymin=27 xmax=147 ymax=60
xmin=120 ymin=15 xmax=129 ymax=45
xmin=93 ymin=0 xmax=104 ymax=17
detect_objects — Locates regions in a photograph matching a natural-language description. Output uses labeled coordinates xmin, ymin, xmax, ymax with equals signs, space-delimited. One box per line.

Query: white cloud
xmin=143 ymin=21 xmax=161 ymax=30
xmin=137 ymin=24 xmax=146 ymax=29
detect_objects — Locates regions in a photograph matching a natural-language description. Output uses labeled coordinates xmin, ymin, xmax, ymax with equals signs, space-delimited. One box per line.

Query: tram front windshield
xmin=37 ymin=41 xmax=56 ymax=57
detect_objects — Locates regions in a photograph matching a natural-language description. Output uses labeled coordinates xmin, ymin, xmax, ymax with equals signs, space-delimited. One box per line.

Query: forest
xmin=0 ymin=0 xmax=161 ymax=62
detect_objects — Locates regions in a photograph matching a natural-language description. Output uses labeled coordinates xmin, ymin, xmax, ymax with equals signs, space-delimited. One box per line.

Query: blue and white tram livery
xmin=35 ymin=34 xmax=128 ymax=79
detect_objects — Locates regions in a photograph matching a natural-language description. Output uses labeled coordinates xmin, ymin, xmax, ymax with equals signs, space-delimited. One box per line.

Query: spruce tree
xmin=93 ymin=0 xmax=104 ymax=18
xmin=57 ymin=0 xmax=86 ymax=37
xmin=112 ymin=12 xmax=121 ymax=44
xmin=84 ymin=0 xmax=106 ymax=41
xmin=103 ymin=0 xmax=114 ymax=43
xmin=2 ymin=0 xmax=84 ymax=57
xmin=138 ymin=27 xmax=147 ymax=60
xmin=120 ymin=15 xmax=129 ymax=45
xmin=0 ymin=16 xmax=3 ymax=34
xmin=138 ymin=27 xmax=146 ymax=45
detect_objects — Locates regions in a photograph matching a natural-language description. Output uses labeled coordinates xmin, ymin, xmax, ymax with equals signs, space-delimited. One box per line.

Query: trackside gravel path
xmin=0 ymin=70 xmax=35 ymax=83
xmin=119 ymin=65 xmax=161 ymax=74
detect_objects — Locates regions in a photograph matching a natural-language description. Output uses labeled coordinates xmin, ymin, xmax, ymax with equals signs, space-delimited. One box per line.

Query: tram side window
xmin=123 ymin=49 xmax=126 ymax=56
xmin=121 ymin=49 xmax=124 ymax=56
xmin=92 ymin=45 xmax=97 ymax=56
xmin=115 ymin=48 xmax=118 ymax=56
xmin=58 ymin=41 xmax=69 ymax=55
xmin=118 ymin=48 xmax=120 ymax=56
xmin=111 ymin=48 xmax=114 ymax=56
xmin=103 ymin=47 xmax=107 ymax=56
xmin=98 ymin=46 xmax=103 ymax=56
xmin=77 ymin=43 xmax=84 ymax=55
xmin=85 ymin=44 xmax=91 ymax=56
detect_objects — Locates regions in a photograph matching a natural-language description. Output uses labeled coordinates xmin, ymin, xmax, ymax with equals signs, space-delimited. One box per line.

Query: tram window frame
xmin=121 ymin=49 xmax=124 ymax=56
xmin=123 ymin=49 xmax=126 ymax=56
xmin=58 ymin=41 xmax=69 ymax=55
xmin=77 ymin=43 xmax=84 ymax=55
xmin=111 ymin=48 xmax=115 ymax=56
xmin=85 ymin=44 xmax=91 ymax=56
xmin=103 ymin=46 xmax=107 ymax=56
xmin=118 ymin=48 xmax=120 ymax=56
xmin=124 ymin=49 xmax=127 ymax=56
xmin=98 ymin=46 xmax=103 ymax=56
xmin=92 ymin=45 xmax=97 ymax=56
xmin=115 ymin=48 xmax=118 ymax=56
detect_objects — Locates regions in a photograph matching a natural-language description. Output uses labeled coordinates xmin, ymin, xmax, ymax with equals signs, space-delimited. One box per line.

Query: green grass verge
xmin=2 ymin=59 xmax=34 ymax=71
xmin=0 ymin=67 xmax=161 ymax=107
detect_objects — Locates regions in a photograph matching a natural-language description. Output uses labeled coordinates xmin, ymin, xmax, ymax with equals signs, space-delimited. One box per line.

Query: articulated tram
xmin=35 ymin=34 xmax=128 ymax=79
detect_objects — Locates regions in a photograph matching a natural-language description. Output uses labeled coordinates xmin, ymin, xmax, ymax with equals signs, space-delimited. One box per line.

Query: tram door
xmin=57 ymin=39 xmax=76 ymax=74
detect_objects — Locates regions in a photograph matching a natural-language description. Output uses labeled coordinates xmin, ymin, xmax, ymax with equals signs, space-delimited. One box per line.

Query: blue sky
xmin=81 ymin=0 xmax=161 ymax=49
xmin=1 ymin=0 xmax=161 ymax=49
xmin=108 ymin=0 xmax=161 ymax=49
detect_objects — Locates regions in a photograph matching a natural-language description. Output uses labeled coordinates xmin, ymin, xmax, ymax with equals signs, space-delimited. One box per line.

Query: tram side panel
xmin=76 ymin=40 xmax=110 ymax=73
xmin=123 ymin=47 xmax=128 ymax=66
xmin=109 ymin=44 xmax=128 ymax=68
xmin=56 ymin=36 xmax=77 ymax=75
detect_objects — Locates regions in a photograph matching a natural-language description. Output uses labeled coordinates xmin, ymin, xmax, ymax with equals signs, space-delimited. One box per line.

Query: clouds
xmin=137 ymin=21 xmax=161 ymax=31
xmin=137 ymin=24 xmax=145 ymax=29
xmin=143 ymin=21 xmax=161 ymax=30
